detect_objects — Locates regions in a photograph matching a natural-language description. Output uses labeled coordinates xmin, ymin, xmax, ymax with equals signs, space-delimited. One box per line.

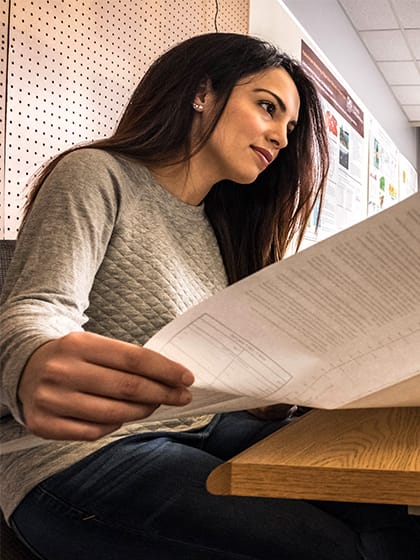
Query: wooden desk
xmin=207 ymin=407 xmax=420 ymax=506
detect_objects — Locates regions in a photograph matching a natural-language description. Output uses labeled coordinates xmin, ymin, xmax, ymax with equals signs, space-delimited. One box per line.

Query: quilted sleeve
xmin=0 ymin=149 xmax=121 ymax=422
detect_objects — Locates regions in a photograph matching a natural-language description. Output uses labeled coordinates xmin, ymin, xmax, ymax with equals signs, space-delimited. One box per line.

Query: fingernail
xmin=182 ymin=371 xmax=194 ymax=386
xmin=180 ymin=390 xmax=192 ymax=404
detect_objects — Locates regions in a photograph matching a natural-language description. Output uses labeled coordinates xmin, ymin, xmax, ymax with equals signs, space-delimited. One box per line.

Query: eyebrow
xmin=253 ymin=88 xmax=298 ymax=126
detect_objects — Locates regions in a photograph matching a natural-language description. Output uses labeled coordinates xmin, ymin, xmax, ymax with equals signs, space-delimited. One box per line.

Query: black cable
xmin=214 ymin=0 xmax=219 ymax=32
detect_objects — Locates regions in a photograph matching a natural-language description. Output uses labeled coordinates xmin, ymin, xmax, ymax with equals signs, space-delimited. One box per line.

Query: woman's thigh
xmin=11 ymin=426 xmax=361 ymax=560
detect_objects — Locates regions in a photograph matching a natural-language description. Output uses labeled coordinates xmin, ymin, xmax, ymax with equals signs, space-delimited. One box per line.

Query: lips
xmin=251 ymin=146 xmax=273 ymax=165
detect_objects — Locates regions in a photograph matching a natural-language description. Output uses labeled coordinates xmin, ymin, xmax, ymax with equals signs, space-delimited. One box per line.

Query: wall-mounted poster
xmin=398 ymin=152 xmax=418 ymax=201
xmin=301 ymin=42 xmax=368 ymax=242
xmin=367 ymin=122 xmax=400 ymax=216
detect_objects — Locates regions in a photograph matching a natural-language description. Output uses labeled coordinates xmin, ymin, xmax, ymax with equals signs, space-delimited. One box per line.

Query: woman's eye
xmin=259 ymin=101 xmax=276 ymax=116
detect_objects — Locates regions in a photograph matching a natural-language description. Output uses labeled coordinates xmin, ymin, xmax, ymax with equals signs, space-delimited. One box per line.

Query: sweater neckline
xmin=142 ymin=165 xmax=207 ymax=222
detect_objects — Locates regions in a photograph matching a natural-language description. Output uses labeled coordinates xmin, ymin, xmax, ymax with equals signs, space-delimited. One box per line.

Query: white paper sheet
xmin=146 ymin=192 xmax=420 ymax=420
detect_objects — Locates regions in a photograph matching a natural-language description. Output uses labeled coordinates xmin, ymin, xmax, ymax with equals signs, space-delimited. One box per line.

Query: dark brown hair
xmin=23 ymin=33 xmax=329 ymax=284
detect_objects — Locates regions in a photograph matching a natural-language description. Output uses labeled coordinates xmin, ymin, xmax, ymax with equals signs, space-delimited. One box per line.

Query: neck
xmin=148 ymin=151 xmax=220 ymax=206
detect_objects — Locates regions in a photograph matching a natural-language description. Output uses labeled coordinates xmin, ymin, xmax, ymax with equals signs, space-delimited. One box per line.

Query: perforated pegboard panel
xmin=0 ymin=0 xmax=8 ymax=237
xmin=1 ymin=0 xmax=248 ymax=238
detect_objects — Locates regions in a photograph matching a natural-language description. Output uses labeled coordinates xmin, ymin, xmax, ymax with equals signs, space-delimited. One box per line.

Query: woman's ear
xmin=193 ymin=79 xmax=214 ymax=112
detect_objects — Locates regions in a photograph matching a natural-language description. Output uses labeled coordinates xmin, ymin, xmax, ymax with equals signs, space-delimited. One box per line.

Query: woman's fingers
xmin=33 ymin=333 xmax=195 ymax=407
xmin=43 ymin=360 xmax=193 ymax=406
xmin=43 ymin=389 xmax=162 ymax=425
xmin=22 ymin=411 xmax=125 ymax=442
xmin=63 ymin=331 xmax=195 ymax=387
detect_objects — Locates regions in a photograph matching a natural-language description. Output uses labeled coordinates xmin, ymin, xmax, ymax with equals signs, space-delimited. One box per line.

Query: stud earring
xmin=192 ymin=102 xmax=204 ymax=112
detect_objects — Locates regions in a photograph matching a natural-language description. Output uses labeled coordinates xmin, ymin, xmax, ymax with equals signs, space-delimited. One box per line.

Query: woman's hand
xmin=18 ymin=332 xmax=194 ymax=441
xmin=247 ymin=403 xmax=297 ymax=421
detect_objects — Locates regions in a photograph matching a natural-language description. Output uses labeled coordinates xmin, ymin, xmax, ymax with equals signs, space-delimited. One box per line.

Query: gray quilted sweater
xmin=0 ymin=149 xmax=228 ymax=521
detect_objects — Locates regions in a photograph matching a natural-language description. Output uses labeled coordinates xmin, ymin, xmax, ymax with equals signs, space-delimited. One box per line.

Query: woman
xmin=1 ymin=33 xmax=418 ymax=559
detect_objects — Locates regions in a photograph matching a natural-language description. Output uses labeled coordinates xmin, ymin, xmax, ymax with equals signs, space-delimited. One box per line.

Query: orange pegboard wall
xmin=1 ymin=0 xmax=248 ymax=238
xmin=1 ymin=0 xmax=8 ymax=236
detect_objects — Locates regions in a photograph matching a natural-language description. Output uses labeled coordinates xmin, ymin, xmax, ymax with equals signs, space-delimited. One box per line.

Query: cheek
xmin=211 ymin=107 xmax=262 ymax=152
xmin=238 ymin=111 xmax=266 ymax=139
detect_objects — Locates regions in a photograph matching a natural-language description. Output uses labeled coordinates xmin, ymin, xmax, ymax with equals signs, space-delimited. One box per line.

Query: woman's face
xmin=197 ymin=67 xmax=300 ymax=185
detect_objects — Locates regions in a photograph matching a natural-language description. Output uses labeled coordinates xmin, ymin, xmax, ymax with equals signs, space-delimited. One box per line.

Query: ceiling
xmin=338 ymin=0 xmax=420 ymax=127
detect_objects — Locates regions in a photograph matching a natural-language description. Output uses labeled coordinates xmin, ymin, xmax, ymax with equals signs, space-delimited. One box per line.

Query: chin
xmin=230 ymin=170 xmax=260 ymax=184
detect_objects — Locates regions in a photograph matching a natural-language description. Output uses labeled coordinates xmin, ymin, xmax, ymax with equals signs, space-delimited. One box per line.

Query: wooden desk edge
xmin=207 ymin=462 xmax=233 ymax=495
xmin=206 ymin=462 xmax=420 ymax=505
xmin=206 ymin=408 xmax=420 ymax=506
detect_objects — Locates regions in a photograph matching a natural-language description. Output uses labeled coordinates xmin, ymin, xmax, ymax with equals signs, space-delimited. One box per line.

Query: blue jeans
xmin=10 ymin=412 xmax=420 ymax=559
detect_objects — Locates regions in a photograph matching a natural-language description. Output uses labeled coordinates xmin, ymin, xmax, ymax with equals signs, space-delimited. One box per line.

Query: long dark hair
xmin=23 ymin=32 xmax=329 ymax=284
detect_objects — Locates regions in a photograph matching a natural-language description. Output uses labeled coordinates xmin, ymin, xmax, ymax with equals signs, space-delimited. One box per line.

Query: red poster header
xmin=301 ymin=41 xmax=364 ymax=137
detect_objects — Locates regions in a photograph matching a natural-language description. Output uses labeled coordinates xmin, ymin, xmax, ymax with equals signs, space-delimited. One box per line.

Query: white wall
xmin=282 ymin=0 xmax=418 ymax=169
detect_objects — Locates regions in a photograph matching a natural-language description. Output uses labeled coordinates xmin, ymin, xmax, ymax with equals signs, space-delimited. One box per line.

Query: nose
xmin=269 ymin=123 xmax=289 ymax=150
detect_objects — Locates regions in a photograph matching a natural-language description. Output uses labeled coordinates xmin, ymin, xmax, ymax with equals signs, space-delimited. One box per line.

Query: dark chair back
xmin=0 ymin=238 xmax=40 ymax=560
xmin=0 ymin=239 xmax=16 ymax=293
